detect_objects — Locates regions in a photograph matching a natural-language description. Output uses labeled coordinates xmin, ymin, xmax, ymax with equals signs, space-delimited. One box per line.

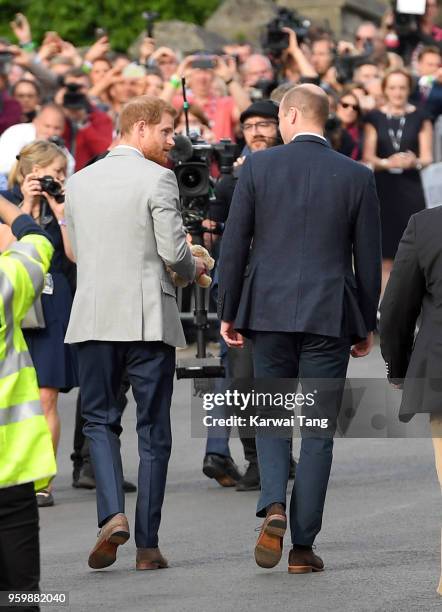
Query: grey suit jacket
xmin=64 ymin=146 xmax=195 ymax=347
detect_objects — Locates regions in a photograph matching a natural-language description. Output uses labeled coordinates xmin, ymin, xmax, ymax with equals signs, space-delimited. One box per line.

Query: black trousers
xmin=0 ymin=483 xmax=40 ymax=612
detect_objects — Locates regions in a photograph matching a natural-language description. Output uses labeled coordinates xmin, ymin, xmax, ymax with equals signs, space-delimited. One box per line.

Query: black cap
xmin=240 ymin=100 xmax=279 ymax=124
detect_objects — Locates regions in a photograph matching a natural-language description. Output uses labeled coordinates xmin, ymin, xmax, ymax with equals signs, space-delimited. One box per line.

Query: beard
xmin=249 ymin=136 xmax=276 ymax=151
xmin=145 ymin=144 xmax=169 ymax=167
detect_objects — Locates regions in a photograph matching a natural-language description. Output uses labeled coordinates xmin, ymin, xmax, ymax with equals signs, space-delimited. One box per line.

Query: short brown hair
xmin=119 ymin=96 xmax=177 ymax=135
xmin=418 ymin=45 xmax=441 ymax=62
xmin=174 ymin=104 xmax=210 ymax=129
xmin=381 ymin=68 xmax=413 ymax=93
xmin=281 ymin=84 xmax=329 ymax=128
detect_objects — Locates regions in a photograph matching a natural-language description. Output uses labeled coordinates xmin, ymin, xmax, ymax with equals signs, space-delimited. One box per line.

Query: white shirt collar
xmin=113 ymin=144 xmax=144 ymax=156
xmin=292 ymin=132 xmax=327 ymax=142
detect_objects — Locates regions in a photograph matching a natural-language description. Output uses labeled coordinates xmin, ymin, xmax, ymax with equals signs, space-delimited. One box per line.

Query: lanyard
xmin=386 ymin=114 xmax=406 ymax=153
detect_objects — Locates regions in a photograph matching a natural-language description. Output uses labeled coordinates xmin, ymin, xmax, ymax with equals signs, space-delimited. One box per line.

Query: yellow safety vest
xmin=0 ymin=232 xmax=57 ymax=491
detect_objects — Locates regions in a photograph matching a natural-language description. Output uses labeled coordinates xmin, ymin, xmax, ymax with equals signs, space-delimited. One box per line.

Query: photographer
xmin=161 ymin=54 xmax=251 ymax=141
xmin=0 ymin=140 xmax=78 ymax=508
xmin=204 ymin=101 xmax=297 ymax=492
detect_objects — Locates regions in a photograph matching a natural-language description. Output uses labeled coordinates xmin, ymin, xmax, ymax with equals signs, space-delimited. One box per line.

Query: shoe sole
xmin=136 ymin=562 xmax=168 ymax=571
xmin=288 ymin=565 xmax=324 ymax=574
xmin=235 ymin=484 xmax=261 ymax=491
xmin=203 ymin=465 xmax=238 ymax=487
xmin=88 ymin=530 xmax=130 ymax=569
xmin=255 ymin=516 xmax=287 ymax=569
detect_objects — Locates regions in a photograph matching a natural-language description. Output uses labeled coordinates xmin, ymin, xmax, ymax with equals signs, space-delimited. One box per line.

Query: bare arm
xmin=417 ymin=119 xmax=433 ymax=167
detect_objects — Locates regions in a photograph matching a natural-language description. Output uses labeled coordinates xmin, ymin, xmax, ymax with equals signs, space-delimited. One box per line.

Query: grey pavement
xmin=39 ymin=342 xmax=442 ymax=612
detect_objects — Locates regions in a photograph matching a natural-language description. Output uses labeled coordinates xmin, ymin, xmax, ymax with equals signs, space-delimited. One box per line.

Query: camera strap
xmin=386 ymin=113 xmax=406 ymax=153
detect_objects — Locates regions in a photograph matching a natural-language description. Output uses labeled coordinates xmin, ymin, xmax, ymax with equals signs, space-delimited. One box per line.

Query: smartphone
xmin=191 ymin=57 xmax=216 ymax=70
xmin=95 ymin=27 xmax=107 ymax=39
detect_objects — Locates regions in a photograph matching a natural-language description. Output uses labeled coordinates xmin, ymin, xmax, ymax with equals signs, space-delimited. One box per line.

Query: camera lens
xmin=181 ymin=167 xmax=203 ymax=190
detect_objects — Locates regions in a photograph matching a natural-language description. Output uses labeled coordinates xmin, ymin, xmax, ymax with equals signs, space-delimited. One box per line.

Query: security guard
xmin=0 ymin=195 xmax=56 ymax=610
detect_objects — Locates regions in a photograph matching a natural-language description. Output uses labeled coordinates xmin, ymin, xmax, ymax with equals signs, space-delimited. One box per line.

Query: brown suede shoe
xmin=288 ymin=546 xmax=324 ymax=574
xmin=136 ymin=547 xmax=168 ymax=570
xmin=88 ymin=513 xmax=130 ymax=569
xmin=254 ymin=503 xmax=287 ymax=569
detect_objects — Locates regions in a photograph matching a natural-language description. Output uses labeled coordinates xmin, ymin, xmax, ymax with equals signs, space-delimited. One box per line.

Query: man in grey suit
xmin=65 ymin=96 xmax=206 ymax=571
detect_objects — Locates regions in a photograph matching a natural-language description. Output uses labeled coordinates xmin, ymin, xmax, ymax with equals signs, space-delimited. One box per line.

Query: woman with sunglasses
xmin=363 ymin=68 xmax=433 ymax=296
xmin=336 ymin=91 xmax=363 ymax=160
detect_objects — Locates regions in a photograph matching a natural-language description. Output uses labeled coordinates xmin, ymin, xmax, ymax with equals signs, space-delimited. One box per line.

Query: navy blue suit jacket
xmin=217 ymin=135 xmax=381 ymax=342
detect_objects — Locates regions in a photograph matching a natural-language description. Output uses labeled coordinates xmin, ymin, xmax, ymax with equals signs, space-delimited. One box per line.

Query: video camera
xmin=261 ymin=7 xmax=311 ymax=59
xmin=392 ymin=0 xmax=425 ymax=39
xmin=171 ymin=132 xmax=236 ymax=234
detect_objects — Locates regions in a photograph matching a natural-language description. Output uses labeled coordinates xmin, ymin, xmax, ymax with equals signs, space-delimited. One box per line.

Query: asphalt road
xmin=38 ymin=342 xmax=442 ymax=612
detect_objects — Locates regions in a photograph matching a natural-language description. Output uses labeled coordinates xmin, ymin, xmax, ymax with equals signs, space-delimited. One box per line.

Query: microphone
xmin=170 ymin=134 xmax=193 ymax=163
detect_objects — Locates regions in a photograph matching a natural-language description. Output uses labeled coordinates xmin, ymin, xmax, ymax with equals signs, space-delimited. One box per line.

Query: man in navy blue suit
xmin=217 ymin=84 xmax=381 ymax=573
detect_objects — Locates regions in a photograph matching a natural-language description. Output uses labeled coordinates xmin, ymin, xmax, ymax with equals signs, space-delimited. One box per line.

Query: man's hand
xmin=85 ymin=36 xmax=110 ymax=64
xmin=351 ymin=332 xmax=374 ymax=358
xmin=214 ymin=56 xmax=237 ymax=84
xmin=10 ymin=13 xmax=32 ymax=45
xmin=194 ymin=256 xmax=207 ymax=280
xmin=139 ymin=36 xmax=155 ymax=63
xmin=220 ymin=320 xmax=244 ymax=348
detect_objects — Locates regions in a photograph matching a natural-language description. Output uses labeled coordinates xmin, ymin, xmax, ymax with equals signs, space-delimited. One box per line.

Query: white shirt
xmin=292 ymin=132 xmax=327 ymax=142
xmin=0 ymin=122 xmax=75 ymax=177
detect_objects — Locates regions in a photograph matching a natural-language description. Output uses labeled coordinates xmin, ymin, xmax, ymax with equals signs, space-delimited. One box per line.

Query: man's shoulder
xmin=412 ymin=205 xmax=442 ymax=230
xmin=0 ymin=122 xmax=35 ymax=141
xmin=67 ymin=153 xmax=172 ymax=188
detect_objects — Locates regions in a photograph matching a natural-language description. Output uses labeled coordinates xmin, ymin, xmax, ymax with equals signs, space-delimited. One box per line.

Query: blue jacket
xmin=217 ymin=135 xmax=382 ymax=342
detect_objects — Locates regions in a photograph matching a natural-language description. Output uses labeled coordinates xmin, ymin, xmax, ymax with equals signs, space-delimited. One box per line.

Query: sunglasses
xmin=355 ymin=36 xmax=373 ymax=43
xmin=340 ymin=101 xmax=359 ymax=111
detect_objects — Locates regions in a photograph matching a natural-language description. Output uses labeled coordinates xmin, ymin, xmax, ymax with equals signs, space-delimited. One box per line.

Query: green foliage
xmin=0 ymin=0 xmax=222 ymax=51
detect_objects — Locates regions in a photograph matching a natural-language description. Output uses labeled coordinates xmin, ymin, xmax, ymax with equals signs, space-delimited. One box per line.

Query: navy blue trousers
xmin=77 ymin=340 xmax=175 ymax=548
xmin=251 ymin=332 xmax=351 ymax=547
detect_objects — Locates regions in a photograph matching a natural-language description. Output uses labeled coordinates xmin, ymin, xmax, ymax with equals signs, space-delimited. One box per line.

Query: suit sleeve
xmin=352 ymin=171 xmax=382 ymax=333
xmin=217 ymin=156 xmax=255 ymax=322
xmin=380 ymin=216 xmax=425 ymax=382
xmin=150 ymin=170 xmax=195 ymax=281
xmin=64 ymin=190 xmax=77 ymax=261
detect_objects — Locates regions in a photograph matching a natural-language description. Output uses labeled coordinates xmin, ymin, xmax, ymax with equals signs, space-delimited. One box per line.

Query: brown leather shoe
xmin=254 ymin=503 xmax=287 ymax=569
xmin=136 ymin=547 xmax=168 ymax=570
xmin=288 ymin=546 xmax=324 ymax=574
xmin=88 ymin=513 xmax=130 ymax=569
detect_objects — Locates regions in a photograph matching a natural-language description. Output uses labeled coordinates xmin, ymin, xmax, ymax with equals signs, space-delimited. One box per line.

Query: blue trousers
xmin=77 ymin=340 xmax=175 ymax=548
xmin=251 ymin=332 xmax=351 ymax=547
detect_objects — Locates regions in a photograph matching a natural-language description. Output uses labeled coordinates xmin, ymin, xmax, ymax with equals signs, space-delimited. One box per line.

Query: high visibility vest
xmin=0 ymin=232 xmax=57 ymax=491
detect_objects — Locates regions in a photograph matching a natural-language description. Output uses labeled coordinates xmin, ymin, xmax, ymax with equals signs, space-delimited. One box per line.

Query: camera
xmin=392 ymin=0 xmax=425 ymax=38
xmin=38 ymin=176 xmax=65 ymax=203
xmin=0 ymin=50 xmax=14 ymax=75
xmin=334 ymin=42 xmax=374 ymax=85
xmin=171 ymin=133 xmax=236 ymax=235
xmin=262 ymin=7 xmax=311 ymax=58
xmin=172 ymin=134 xmax=237 ymax=198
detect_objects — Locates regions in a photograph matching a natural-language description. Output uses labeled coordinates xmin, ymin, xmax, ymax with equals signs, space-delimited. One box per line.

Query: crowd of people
xmin=0 ymin=1 xmax=440 ymax=507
